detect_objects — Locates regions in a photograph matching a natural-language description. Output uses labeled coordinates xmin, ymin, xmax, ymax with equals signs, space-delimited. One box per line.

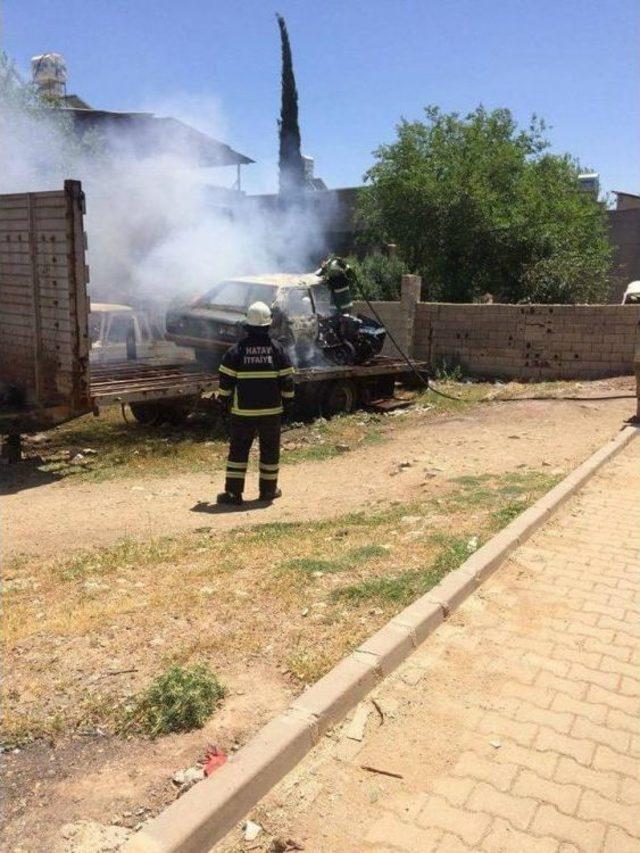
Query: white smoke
xmin=0 ymin=78 xmax=331 ymax=311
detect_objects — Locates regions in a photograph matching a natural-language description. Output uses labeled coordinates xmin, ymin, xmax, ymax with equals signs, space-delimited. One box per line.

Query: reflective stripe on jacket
xmin=329 ymin=283 xmax=353 ymax=313
xmin=218 ymin=331 xmax=294 ymax=416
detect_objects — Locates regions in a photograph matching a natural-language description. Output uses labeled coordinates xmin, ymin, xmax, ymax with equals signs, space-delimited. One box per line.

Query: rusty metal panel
xmin=0 ymin=180 xmax=90 ymax=432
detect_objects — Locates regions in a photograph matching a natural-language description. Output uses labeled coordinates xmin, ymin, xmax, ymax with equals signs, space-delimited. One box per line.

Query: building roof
xmin=63 ymin=107 xmax=254 ymax=167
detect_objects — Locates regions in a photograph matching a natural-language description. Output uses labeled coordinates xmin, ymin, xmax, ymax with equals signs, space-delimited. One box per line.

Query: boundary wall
xmin=356 ymin=277 xmax=640 ymax=380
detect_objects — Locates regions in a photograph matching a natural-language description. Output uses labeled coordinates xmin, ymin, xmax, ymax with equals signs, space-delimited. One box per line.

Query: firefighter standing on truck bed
xmin=216 ymin=301 xmax=294 ymax=505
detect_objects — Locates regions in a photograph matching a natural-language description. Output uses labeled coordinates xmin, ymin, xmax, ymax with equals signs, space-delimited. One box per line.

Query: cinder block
xmin=290 ymin=652 xmax=380 ymax=732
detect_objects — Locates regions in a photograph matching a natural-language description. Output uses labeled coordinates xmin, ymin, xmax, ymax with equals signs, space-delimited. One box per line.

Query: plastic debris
xmin=202 ymin=744 xmax=227 ymax=777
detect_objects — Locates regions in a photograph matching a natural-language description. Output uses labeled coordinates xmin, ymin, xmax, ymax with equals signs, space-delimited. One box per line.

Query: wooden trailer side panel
xmin=0 ymin=180 xmax=91 ymax=431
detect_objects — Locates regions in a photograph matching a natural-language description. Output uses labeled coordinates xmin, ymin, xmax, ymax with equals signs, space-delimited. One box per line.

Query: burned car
xmin=165 ymin=273 xmax=385 ymax=369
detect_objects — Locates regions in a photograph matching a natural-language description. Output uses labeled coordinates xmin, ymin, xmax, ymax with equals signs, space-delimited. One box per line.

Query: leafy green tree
xmin=358 ymin=106 xmax=612 ymax=303
xmin=346 ymin=252 xmax=408 ymax=300
xmin=276 ymin=14 xmax=305 ymax=197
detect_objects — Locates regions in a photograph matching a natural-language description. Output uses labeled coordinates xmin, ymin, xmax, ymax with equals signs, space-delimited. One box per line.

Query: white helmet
xmin=245 ymin=301 xmax=272 ymax=327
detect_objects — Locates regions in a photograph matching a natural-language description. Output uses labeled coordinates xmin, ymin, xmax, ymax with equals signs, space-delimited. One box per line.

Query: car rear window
xmin=198 ymin=281 xmax=278 ymax=311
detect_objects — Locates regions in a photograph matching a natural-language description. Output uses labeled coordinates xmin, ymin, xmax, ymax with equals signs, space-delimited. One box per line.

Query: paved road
xmin=232 ymin=435 xmax=639 ymax=852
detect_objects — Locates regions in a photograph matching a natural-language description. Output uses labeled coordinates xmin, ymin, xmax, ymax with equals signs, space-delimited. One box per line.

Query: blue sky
xmin=2 ymin=0 xmax=638 ymax=197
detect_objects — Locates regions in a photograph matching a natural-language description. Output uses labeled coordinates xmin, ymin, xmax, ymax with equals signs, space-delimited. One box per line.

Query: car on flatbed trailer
xmin=166 ymin=270 xmax=389 ymax=371
xmin=165 ymin=272 xmax=328 ymax=370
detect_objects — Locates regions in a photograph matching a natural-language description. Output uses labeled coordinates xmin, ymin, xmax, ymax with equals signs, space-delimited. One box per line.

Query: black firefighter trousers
xmin=224 ymin=414 xmax=281 ymax=498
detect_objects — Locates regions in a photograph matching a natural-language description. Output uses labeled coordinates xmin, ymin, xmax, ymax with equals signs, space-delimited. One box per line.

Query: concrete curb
xmin=123 ymin=425 xmax=638 ymax=853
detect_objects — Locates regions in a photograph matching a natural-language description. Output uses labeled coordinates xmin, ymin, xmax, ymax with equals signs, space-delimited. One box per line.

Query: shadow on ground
xmin=0 ymin=460 xmax=65 ymax=496
xmin=191 ymin=499 xmax=273 ymax=515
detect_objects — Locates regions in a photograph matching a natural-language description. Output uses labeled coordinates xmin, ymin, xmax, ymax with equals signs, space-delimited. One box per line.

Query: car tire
xmin=129 ymin=402 xmax=163 ymax=425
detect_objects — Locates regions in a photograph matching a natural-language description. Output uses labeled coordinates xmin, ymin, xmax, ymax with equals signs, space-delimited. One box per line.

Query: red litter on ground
xmin=202 ymin=745 xmax=227 ymax=776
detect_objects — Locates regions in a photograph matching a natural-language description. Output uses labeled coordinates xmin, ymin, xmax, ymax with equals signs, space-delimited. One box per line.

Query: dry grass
xmin=2 ymin=466 xmax=559 ymax=746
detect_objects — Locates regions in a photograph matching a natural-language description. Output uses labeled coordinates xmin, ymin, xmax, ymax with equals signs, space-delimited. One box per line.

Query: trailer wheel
xmin=129 ymin=401 xmax=193 ymax=426
xmin=321 ymin=380 xmax=357 ymax=417
xmin=129 ymin=402 xmax=163 ymax=425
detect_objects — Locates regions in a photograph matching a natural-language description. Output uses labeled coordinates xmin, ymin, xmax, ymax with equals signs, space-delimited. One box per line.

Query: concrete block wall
xmin=355 ymin=287 xmax=640 ymax=379
xmin=353 ymin=274 xmax=422 ymax=359
xmin=353 ymin=301 xmax=405 ymax=358
xmin=414 ymin=303 xmax=640 ymax=380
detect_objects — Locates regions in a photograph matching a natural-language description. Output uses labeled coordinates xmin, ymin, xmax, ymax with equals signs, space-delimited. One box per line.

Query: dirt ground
xmin=2 ymin=378 xmax=634 ymax=559
xmin=0 ymin=378 xmax=635 ymax=852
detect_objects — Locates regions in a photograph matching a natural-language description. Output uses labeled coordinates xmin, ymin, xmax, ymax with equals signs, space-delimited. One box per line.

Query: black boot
xmin=259 ymin=487 xmax=282 ymax=502
xmin=216 ymin=491 xmax=243 ymax=506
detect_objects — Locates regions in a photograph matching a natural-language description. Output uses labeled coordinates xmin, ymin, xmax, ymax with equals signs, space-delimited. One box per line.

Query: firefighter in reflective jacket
xmin=216 ymin=301 xmax=295 ymax=505
xmin=318 ymin=255 xmax=355 ymax=314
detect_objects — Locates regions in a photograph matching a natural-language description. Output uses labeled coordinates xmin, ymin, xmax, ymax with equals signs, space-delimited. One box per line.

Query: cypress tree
xmin=276 ymin=14 xmax=305 ymax=197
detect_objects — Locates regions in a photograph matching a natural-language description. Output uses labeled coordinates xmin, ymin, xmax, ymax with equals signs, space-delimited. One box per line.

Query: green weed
xmin=434 ymin=358 xmax=464 ymax=382
xmin=345 ymin=544 xmax=389 ymax=563
xmin=332 ymin=571 xmax=424 ymax=606
xmin=332 ymin=535 xmax=472 ymax=607
xmin=281 ymin=557 xmax=344 ymax=575
xmin=280 ymin=544 xmax=388 ymax=576
xmin=123 ymin=664 xmax=225 ymax=738
xmin=491 ymin=499 xmax=528 ymax=527
xmin=452 ymin=474 xmax=492 ymax=486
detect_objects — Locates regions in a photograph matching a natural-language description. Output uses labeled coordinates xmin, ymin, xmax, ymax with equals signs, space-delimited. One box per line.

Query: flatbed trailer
xmin=89 ymin=355 xmax=428 ymax=422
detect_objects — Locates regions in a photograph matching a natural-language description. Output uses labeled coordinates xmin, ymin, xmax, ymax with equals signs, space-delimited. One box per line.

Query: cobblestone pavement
xmin=230 ymin=436 xmax=639 ymax=852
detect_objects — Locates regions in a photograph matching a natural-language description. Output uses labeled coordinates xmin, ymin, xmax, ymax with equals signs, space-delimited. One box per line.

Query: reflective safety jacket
xmin=328 ymin=280 xmax=353 ymax=314
xmin=217 ymin=332 xmax=295 ymax=417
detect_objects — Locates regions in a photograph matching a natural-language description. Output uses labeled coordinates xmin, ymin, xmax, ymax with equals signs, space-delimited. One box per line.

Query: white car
xmin=622 ymin=281 xmax=640 ymax=304
xmin=89 ymin=302 xmax=192 ymax=365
